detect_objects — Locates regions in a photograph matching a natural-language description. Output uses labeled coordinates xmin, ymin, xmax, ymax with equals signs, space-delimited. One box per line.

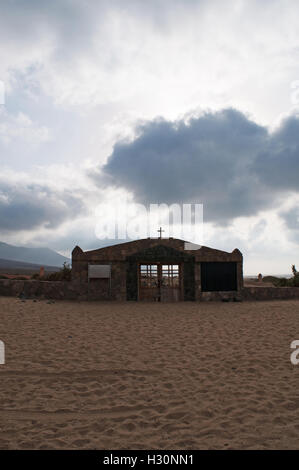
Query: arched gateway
xmin=71 ymin=238 xmax=243 ymax=301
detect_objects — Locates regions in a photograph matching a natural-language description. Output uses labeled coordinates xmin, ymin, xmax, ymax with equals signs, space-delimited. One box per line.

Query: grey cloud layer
xmin=97 ymin=109 xmax=299 ymax=224
xmin=0 ymin=0 xmax=201 ymax=45
xmin=0 ymin=180 xmax=84 ymax=232
xmin=280 ymin=206 xmax=299 ymax=242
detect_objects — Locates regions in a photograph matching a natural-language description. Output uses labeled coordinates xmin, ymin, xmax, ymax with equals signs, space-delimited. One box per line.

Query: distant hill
xmin=0 ymin=242 xmax=69 ymax=267
xmin=244 ymin=274 xmax=293 ymax=279
xmin=0 ymin=258 xmax=60 ymax=274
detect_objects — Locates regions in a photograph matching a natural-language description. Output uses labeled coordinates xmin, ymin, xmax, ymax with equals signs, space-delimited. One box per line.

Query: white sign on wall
xmin=88 ymin=264 xmax=111 ymax=279
xmin=0 ymin=340 xmax=4 ymax=365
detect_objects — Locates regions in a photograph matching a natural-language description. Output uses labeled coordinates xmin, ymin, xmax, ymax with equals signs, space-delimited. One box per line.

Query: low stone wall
xmin=200 ymin=291 xmax=242 ymax=301
xmin=242 ymin=286 xmax=299 ymax=301
xmin=1 ymin=279 xmax=299 ymax=302
xmin=0 ymin=279 xmax=82 ymax=300
xmin=202 ymin=287 xmax=299 ymax=302
xmin=0 ymin=279 xmax=118 ymax=301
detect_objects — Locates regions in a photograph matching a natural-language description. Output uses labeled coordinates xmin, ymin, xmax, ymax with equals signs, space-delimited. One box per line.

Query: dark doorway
xmin=201 ymin=262 xmax=237 ymax=292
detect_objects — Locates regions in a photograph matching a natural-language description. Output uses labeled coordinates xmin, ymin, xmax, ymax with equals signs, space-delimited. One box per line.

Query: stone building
xmin=71 ymin=237 xmax=243 ymax=301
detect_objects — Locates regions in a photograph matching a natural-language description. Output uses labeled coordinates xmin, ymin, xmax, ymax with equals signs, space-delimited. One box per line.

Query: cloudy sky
xmin=1 ymin=0 xmax=299 ymax=274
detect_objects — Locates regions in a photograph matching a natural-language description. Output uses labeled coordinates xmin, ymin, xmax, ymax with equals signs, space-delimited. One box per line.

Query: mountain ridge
xmin=0 ymin=242 xmax=69 ymax=267
xmin=0 ymin=258 xmax=61 ymax=272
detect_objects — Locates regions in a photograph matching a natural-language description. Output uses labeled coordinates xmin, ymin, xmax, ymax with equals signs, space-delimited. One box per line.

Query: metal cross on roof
xmin=157 ymin=227 xmax=165 ymax=239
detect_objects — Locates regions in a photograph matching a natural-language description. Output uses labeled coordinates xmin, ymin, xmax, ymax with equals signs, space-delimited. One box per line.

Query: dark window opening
xmin=201 ymin=262 xmax=237 ymax=292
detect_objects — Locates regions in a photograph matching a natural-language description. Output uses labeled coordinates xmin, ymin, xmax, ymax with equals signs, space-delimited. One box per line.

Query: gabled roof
xmin=72 ymin=238 xmax=242 ymax=262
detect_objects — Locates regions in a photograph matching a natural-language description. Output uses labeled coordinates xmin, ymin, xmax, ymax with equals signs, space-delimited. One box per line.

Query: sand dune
xmin=1 ymin=297 xmax=299 ymax=449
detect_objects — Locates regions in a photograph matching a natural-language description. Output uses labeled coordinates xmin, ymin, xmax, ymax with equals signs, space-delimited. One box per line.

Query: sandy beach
xmin=1 ymin=296 xmax=299 ymax=449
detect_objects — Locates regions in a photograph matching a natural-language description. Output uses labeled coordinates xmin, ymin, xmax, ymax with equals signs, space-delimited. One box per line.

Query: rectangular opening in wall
xmin=201 ymin=262 xmax=237 ymax=292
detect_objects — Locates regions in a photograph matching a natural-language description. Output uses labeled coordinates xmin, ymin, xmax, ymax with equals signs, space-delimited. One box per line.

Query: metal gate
xmin=138 ymin=263 xmax=181 ymax=301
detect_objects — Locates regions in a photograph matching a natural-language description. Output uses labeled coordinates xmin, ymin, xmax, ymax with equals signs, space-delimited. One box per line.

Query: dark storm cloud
xmin=95 ymin=109 xmax=299 ymax=224
xmin=253 ymin=115 xmax=299 ymax=191
xmin=0 ymin=181 xmax=84 ymax=232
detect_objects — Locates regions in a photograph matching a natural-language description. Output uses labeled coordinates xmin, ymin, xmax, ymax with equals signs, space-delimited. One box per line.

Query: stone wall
xmin=200 ymin=291 xmax=242 ymax=301
xmin=242 ymin=286 xmax=299 ymax=301
xmin=0 ymin=279 xmax=81 ymax=300
xmin=0 ymin=278 xmax=123 ymax=301
xmin=2 ymin=280 xmax=298 ymax=302
xmin=72 ymin=239 xmax=243 ymax=286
